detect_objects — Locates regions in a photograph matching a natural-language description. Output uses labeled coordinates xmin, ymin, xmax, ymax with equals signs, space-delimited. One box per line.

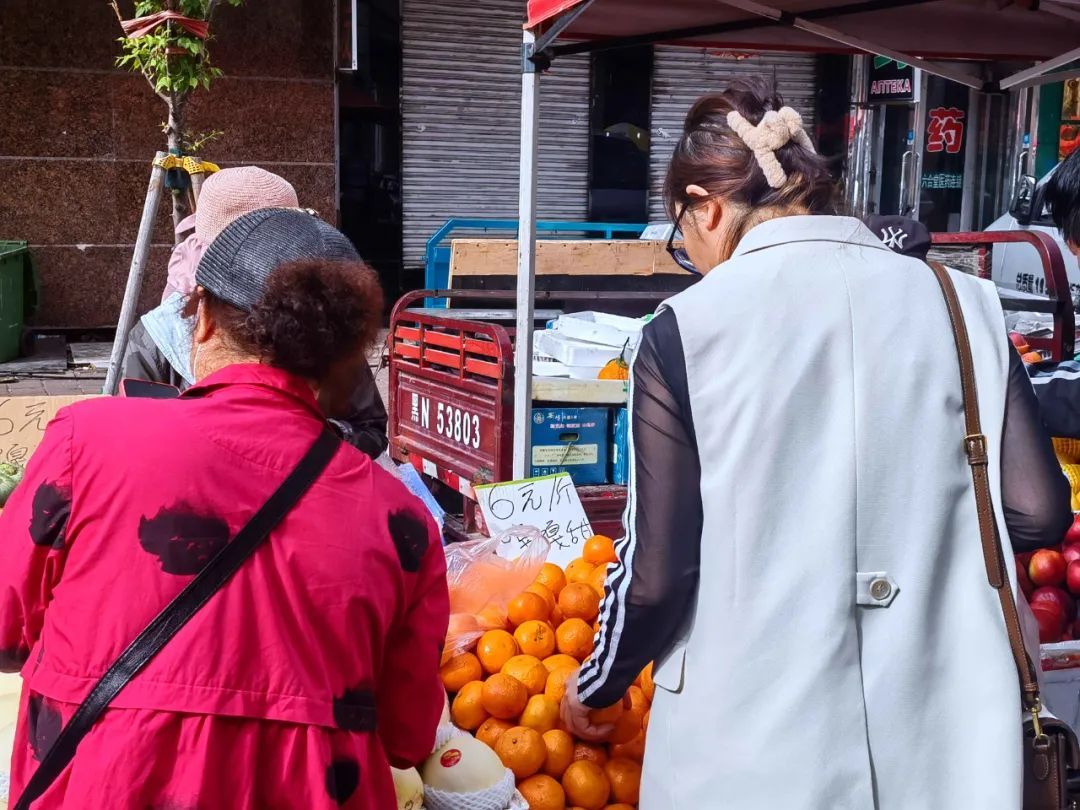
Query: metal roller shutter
xmin=649 ymin=47 xmax=819 ymax=222
xmin=401 ymin=0 xmax=590 ymax=267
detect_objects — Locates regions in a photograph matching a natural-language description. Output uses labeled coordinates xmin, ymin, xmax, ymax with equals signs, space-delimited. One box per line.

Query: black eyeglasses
xmin=666 ymin=203 xmax=700 ymax=275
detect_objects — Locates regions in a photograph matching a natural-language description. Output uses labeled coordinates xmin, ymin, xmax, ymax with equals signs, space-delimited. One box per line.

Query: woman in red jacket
xmin=0 ymin=209 xmax=449 ymax=808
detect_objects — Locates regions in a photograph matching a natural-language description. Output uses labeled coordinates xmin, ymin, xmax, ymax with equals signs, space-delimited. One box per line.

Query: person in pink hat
xmin=161 ymin=166 xmax=301 ymax=303
xmin=122 ymin=168 xmax=388 ymax=458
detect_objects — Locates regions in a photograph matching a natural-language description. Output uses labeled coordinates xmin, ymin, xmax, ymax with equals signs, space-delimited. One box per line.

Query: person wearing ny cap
xmin=863 ymin=214 xmax=932 ymax=261
xmin=0 ymin=209 xmax=449 ymax=808
xmin=122 ymin=167 xmax=389 ymax=459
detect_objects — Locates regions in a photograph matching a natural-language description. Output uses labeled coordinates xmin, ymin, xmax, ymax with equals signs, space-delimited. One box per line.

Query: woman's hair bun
xmin=243 ymin=259 xmax=384 ymax=381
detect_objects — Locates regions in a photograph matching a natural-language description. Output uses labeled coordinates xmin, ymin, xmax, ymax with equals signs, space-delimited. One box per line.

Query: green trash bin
xmin=0 ymin=241 xmax=37 ymax=364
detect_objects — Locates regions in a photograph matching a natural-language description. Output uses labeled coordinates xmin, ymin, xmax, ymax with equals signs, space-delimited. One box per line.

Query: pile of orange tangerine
xmin=440 ymin=535 xmax=653 ymax=810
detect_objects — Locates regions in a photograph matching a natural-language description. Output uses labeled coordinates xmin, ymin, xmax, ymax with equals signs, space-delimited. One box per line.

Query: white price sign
xmin=474 ymin=473 xmax=594 ymax=567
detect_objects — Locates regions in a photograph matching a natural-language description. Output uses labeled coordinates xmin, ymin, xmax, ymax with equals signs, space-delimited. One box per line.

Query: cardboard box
xmin=0 ymin=396 xmax=93 ymax=466
xmin=611 ymin=407 xmax=630 ymax=486
xmin=530 ymin=407 xmax=609 ymax=486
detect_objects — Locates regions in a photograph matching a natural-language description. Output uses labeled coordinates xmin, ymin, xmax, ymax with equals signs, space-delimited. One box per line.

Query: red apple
xmin=1066 ymin=561 xmax=1080 ymax=597
xmin=1030 ymin=549 xmax=1068 ymax=587
xmin=1031 ymin=586 xmax=1077 ymax=621
xmin=1063 ymin=545 xmax=1080 ymax=566
xmin=1017 ymin=563 xmax=1036 ymax=598
xmin=1031 ymin=602 xmax=1066 ymax=643
xmin=1009 ymin=332 xmax=1030 ymax=349
xmin=1066 ymin=516 xmax=1080 ymax=546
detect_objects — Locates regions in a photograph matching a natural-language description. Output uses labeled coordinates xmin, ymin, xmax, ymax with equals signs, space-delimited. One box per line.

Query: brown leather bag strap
xmin=928 ymin=261 xmax=1042 ymax=711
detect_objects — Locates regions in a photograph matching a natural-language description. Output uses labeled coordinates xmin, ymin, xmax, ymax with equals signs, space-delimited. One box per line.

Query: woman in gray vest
xmin=562 ymin=78 xmax=1070 ymax=808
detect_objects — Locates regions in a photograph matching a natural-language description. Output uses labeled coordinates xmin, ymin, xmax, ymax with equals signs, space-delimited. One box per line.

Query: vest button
xmin=870 ymin=578 xmax=892 ymax=601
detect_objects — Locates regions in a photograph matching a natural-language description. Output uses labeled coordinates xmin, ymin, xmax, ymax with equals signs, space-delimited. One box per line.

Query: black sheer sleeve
xmin=1002 ymin=346 xmax=1072 ymax=551
xmin=577 ymin=308 xmax=703 ymax=708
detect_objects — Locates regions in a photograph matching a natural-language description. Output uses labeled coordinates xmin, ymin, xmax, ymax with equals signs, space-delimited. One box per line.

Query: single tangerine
xmin=542 ymin=729 xmax=575 ymax=778
xmin=518 ymin=774 xmax=567 ymax=810
xmin=610 ymin=730 xmax=646 ymax=763
xmin=604 ymin=758 xmax=642 ymax=805
xmin=508 ymin=591 xmax=551 ymax=627
xmin=562 ymin=760 xmax=611 ymax=810
xmin=536 ymin=562 xmax=568 ymax=595
xmin=565 ymin=558 xmax=596 ymax=586
xmin=516 ymin=619 xmax=557 ymax=659
xmin=543 ymin=654 xmax=581 ymax=673
xmin=587 ymin=700 xmax=624 ymax=727
xmin=572 ymin=742 xmax=608 ymax=766
xmin=607 ymin=708 xmax=643 ymax=745
xmin=545 ymin=667 xmax=576 ymax=704
xmin=440 ymin=652 xmax=483 ymax=693
xmin=583 ymin=535 xmax=618 ymax=565
xmin=527 ymin=582 xmax=558 ymax=614
xmin=477 ymin=604 xmax=509 ymax=630
xmin=559 ymin=583 xmax=601 ymax=623
xmin=605 ymin=805 xmax=637 ymax=810
xmin=450 ymin=680 xmax=489 ymax=730
xmin=588 ymin=564 xmax=610 ymax=599
xmin=556 ymin=618 xmax=596 ymax=661
xmin=520 ymin=694 xmax=561 ymax=734
xmin=502 ymin=654 xmax=549 ymax=696
xmin=476 ymin=716 xmax=515 ymax=749
xmin=477 ymin=629 xmax=520 ymax=674
xmin=494 ymin=725 xmax=547 ymax=779
xmin=482 ymin=673 xmax=529 ymax=720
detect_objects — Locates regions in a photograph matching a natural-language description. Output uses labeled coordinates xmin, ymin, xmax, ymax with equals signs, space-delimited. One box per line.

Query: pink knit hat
xmin=161 ymin=167 xmax=299 ymax=303
xmin=194 ymin=166 xmax=299 ymax=245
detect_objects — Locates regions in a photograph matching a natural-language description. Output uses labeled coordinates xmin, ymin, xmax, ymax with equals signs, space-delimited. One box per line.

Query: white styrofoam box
xmin=533 ymin=355 xmax=605 ymax=379
xmin=552 ymin=311 xmax=645 ymax=349
xmin=535 ymin=329 xmax=621 ymax=367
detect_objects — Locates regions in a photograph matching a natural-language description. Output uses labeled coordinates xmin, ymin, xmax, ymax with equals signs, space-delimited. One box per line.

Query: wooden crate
xmin=449 ymin=238 xmax=685 ymax=279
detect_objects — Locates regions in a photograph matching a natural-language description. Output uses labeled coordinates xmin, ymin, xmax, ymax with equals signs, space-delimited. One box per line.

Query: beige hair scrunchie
xmin=726 ymin=107 xmax=816 ymax=189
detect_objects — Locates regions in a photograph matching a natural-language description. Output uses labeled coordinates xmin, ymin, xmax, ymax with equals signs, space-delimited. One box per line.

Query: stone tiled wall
xmin=0 ymin=1 xmax=337 ymax=327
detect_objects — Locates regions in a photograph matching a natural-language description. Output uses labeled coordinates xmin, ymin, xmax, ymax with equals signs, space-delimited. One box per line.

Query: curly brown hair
xmin=188 ymin=259 xmax=384 ymax=382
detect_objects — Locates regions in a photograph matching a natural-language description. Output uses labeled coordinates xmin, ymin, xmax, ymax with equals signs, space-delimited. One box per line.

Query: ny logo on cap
xmin=880 ymin=226 xmax=908 ymax=251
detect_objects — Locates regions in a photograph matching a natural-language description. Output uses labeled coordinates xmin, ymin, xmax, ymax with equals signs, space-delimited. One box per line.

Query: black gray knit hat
xmin=195 ymin=208 xmax=359 ymax=312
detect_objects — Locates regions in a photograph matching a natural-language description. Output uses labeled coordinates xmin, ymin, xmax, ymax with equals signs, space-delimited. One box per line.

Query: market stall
xmin=509 ymin=0 xmax=1080 ymax=479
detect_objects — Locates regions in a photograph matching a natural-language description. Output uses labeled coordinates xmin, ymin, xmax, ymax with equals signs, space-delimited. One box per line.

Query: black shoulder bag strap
xmin=14 ymin=428 xmax=341 ymax=810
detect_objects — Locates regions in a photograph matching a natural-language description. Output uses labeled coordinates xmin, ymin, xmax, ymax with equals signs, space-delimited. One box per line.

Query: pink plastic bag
xmin=443 ymin=526 xmax=549 ymax=662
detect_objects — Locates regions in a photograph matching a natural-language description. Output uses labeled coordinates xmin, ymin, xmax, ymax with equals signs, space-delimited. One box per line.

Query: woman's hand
xmin=559 ymin=670 xmax=615 ymax=742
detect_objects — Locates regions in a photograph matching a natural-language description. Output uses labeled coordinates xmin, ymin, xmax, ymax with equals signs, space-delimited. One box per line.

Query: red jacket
xmin=0 ymin=364 xmax=449 ymax=808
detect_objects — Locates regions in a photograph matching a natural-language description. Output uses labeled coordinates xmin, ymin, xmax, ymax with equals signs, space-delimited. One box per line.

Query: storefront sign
xmin=867 ymin=57 xmax=915 ymax=104
xmin=920 ymin=79 xmax=969 ymax=231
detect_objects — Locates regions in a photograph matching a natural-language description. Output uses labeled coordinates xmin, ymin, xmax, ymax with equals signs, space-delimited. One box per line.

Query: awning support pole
xmin=513 ymin=30 xmax=540 ymax=480
xmin=999 ymin=44 xmax=1080 ymax=90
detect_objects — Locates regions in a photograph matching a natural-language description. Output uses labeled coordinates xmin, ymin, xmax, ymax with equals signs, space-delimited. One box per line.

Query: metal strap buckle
xmin=965 ymin=433 xmax=988 ymax=466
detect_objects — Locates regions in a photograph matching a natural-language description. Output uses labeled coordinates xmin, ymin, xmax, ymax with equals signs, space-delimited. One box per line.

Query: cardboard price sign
xmin=475 ymin=472 xmax=594 ymax=567
xmin=0 ymin=396 xmax=93 ymax=467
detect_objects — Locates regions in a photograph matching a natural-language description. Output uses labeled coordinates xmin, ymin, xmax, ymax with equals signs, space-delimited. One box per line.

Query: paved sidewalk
xmin=0 ymin=370 xmax=105 ymax=398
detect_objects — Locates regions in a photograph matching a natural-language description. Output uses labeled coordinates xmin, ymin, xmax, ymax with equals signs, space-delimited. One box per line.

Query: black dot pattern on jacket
xmin=0 ymin=643 xmax=29 ymax=672
xmin=325 ymin=758 xmax=360 ymax=804
xmin=29 ymin=481 xmax=71 ymax=549
xmin=138 ymin=507 xmax=230 ymax=575
xmin=27 ymin=693 xmax=62 ymax=762
xmin=387 ymin=509 xmax=428 ymax=572
xmin=332 ymin=686 xmax=377 ymax=732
